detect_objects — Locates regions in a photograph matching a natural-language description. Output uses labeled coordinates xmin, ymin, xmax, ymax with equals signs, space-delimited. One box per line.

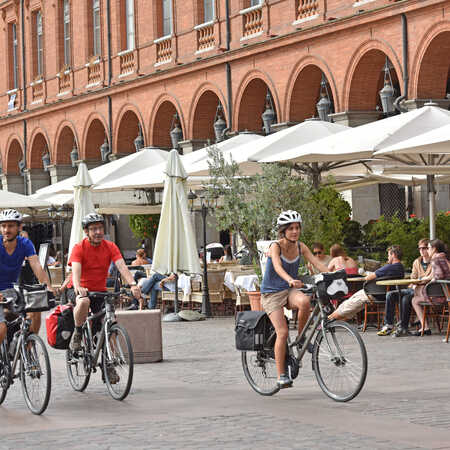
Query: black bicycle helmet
xmin=81 ymin=213 xmax=105 ymax=229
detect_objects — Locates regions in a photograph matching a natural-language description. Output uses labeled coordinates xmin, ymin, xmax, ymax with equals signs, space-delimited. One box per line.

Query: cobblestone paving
xmin=0 ymin=316 xmax=449 ymax=449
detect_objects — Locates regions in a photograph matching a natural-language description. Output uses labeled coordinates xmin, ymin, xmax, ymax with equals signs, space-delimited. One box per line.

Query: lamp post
xmin=379 ymin=57 xmax=395 ymax=116
xmin=316 ymin=73 xmax=332 ymax=122
xmin=134 ymin=124 xmax=144 ymax=151
xmin=214 ymin=103 xmax=227 ymax=143
xmin=42 ymin=147 xmax=51 ymax=171
xmin=261 ymin=90 xmax=275 ymax=135
xmin=70 ymin=140 xmax=79 ymax=167
xmin=170 ymin=112 xmax=183 ymax=150
xmin=48 ymin=204 xmax=73 ymax=296
xmin=188 ymin=189 xmax=216 ymax=317
xmin=100 ymin=136 xmax=111 ymax=162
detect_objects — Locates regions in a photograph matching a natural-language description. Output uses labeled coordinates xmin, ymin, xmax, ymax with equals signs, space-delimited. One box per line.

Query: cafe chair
xmin=191 ymin=269 xmax=226 ymax=313
xmin=419 ymin=281 xmax=450 ymax=339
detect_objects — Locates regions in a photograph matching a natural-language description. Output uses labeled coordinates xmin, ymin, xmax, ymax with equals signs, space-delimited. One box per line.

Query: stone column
xmin=178 ymin=139 xmax=209 ymax=154
xmin=329 ymin=110 xmax=382 ymax=127
xmin=1 ymin=174 xmax=26 ymax=194
xmin=47 ymin=165 xmax=76 ymax=184
xmin=24 ymin=169 xmax=51 ymax=194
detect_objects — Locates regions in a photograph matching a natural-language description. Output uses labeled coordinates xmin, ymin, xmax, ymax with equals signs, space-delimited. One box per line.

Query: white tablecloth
xmin=234 ymin=274 xmax=259 ymax=292
xmin=224 ymin=271 xmax=235 ymax=292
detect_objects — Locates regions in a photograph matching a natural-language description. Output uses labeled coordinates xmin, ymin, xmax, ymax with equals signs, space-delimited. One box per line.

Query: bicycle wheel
xmin=102 ymin=324 xmax=133 ymax=401
xmin=0 ymin=342 xmax=10 ymax=405
xmin=241 ymin=349 xmax=280 ymax=396
xmin=20 ymin=334 xmax=51 ymax=415
xmin=66 ymin=328 xmax=91 ymax=392
xmin=312 ymin=320 xmax=367 ymax=402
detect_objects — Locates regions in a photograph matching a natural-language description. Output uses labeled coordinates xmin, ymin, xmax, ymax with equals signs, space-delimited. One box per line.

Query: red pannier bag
xmin=46 ymin=304 xmax=75 ymax=349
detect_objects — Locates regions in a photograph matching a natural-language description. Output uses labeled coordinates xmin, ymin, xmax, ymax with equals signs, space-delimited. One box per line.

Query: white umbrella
xmin=152 ymin=150 xmax=201 ymax=319
xmin=68 ymin=162 xmax=96 ymax=258
xmin=92 ymin=133 xmax=262 ymax=192
xmin=0 ymin=190 xmax=50 ymax=214
xmin=34 ymin=147 xmax=169 ymax=196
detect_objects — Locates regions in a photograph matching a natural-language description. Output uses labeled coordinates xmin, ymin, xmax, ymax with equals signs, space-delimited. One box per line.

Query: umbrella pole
xmin=174 ymin=273 xmax=179 ymax=314
xmin=427 ymin=174 xmax=436 ymax=240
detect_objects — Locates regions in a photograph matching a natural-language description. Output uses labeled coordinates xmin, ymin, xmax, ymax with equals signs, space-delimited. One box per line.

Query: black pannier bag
xmin=314 ymin=269 xmax=348 ymax=303
xmin=235 ymin=311 xmax=271 ymax=351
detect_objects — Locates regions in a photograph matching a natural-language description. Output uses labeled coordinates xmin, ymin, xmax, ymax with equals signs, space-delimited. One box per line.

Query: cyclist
xmin=260 ymin=210 xmax=329 ymax=388
xmin=69 ymin=213 xmax=141 ymax=361
xmin=0 ymin=209 xmax=55 ymax=345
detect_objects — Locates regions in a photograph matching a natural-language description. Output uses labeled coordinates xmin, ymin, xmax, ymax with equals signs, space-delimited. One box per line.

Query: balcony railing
xmin=154 ymin=35 xmax=172 ymax=65
xmin=195 ymin=21 xmax=215 ymax=52
xmin=30 ymin=79 xmax=44 ymax=103
xmin=87 ymin=59 xmax=101 ymax=85
xmin=296 ymin=0 xmax=319 ymax=21
xmin=58 ymin=70 xmax=71 ymax=94
xmin=119 ymin=49 xmax=136 ymax=76
xmin=241 ymin=4 xmax=263 ymax=39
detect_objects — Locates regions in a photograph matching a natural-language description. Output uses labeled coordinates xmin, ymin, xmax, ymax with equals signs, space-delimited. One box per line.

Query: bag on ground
xmin=46 ymin=304 xmax=75 ymax=349
xmin=235 ymin=311 xmax=271 ymax=351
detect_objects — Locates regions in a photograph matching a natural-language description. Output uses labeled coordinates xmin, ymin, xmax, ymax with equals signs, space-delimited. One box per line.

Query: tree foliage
xmin=129 ymin=214 xmax=160 ymax=241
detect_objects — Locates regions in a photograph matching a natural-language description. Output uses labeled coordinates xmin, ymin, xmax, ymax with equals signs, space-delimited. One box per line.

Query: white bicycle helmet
xmin=82 ymin=213 xmax=105 ymax=229
xmin=0 ymin=209 xmax=23 ymax=223
xmin=276 ymin=210 xmax=302 ymax=228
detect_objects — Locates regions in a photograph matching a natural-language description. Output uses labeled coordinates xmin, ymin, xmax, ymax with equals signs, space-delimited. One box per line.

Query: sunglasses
xmin=418 ymin=247 xmax=428 ymax=250
xmin=313 ymin=251 xmax=323 ymax=255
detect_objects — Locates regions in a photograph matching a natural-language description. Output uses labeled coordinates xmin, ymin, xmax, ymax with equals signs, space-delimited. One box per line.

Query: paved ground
xmin=0 ymin=316 xmax=449 ymax=449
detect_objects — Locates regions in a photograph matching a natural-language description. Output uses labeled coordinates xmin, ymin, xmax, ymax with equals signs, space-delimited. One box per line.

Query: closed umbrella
xmin=68 ymin=162 xmax=96 ymax=258
xmin=152 ymin=150 xmax=201 ymax=321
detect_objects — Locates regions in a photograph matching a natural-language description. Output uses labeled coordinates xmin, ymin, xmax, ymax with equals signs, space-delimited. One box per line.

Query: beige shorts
xmin=261 ymin=289 xmax=303 ymax=316
xmin=335 ymin=289 xmax=370 ymax=319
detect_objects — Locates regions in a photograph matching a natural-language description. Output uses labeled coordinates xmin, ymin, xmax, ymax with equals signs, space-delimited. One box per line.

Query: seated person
xmin=411 ymin=239 xmax=450 ymax=336
xmin=141 ymin=272 xmax=176 ymax=309
xmin=131 ymin=249 xmax=152 ymax=267
xmin=378 ymin=238 xmax=431 ymax=337
xmin=307 ymin=242 xmax=332 ymax=275
xmin=327 ymin=244 xmax=358 ymax=275
xmin=329 ymin=245 xmax=404 ymax=321
xmin=219 ymin=245 xmax=234 ymax=263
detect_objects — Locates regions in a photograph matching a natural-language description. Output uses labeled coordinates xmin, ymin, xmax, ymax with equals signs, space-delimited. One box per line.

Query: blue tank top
xmin=260 ymin=242 xmax=302 ymax=294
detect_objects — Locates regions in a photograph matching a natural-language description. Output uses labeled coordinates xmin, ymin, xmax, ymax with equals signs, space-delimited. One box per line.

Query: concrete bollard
xmin=116 ymin=309 xmax=163 ymax=363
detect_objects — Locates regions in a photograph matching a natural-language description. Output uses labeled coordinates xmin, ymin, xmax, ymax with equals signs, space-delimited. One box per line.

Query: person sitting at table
xmin=327 ymin=244 xmax=358 ymax=275
xmin=411 ymin=239 xmax=450 ymax=336
xmin=141 ymin=272 xmax=176 ymax=309
xmin=377 ymin=238 xmax=431 ymax=337
xmin=328 ymin=245 xmax=404 ymax=321
xmin=307 ymin=242 xmax=332 ymax=275
xmin=219 ymin=245 xmax=234 ymax=263
xmin=131 ymin=248 xmax=152 ymax=267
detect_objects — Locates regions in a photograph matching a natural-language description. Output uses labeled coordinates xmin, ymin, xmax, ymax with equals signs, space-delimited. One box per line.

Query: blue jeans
xmin=384 ymin=288 xmax=414 ymax=329
xmin=141 ymin=273 xmax=166 ymax=309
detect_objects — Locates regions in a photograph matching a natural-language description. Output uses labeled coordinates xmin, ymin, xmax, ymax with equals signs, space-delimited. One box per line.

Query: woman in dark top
xmin=260 ymin=210 xmax=329 ymax=388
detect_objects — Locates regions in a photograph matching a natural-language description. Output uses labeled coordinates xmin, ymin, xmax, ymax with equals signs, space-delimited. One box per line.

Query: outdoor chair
xmin=191 ymin=269 xmax=226 ymax=311
xmin=419 ymin=281 xmax=450 ymax=339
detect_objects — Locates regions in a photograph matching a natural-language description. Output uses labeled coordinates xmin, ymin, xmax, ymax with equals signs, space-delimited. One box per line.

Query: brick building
xmin=0 ymin=0 xmax=449 ymax=229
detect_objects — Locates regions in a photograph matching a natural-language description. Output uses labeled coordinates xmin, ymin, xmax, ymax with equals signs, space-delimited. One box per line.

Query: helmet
xmin=0 ymin=209 xmax=23 ymax=224
xmin=82 ymin=213 xmax=105 ymax=229
xmin=276 ymin=210 xmax=302 ymax=228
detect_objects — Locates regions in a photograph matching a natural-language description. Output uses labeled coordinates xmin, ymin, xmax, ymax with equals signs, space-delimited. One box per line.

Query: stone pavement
xmin=0 ymin=316 xmax=450 ymax=449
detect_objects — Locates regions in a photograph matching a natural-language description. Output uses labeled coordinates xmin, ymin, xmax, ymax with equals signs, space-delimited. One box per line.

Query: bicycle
xmin=65 ymin=291 xmax=134 ymax=401
xmin=0 ymin=284 xmax=54 ymax=415
xmin=240 ymin=274 xmax=368 ymax=402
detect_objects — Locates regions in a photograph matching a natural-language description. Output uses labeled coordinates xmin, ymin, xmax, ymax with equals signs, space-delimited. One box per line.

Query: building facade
xmin=0 ymin=0 xmax=449 ymax=226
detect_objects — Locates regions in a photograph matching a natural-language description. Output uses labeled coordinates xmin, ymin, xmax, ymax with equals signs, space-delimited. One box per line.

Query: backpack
xmin=235 ymin=311 xmax=272 ymax=351
xmin=46 ymin=304 xmax=75 ymax=350
xmin=314 ymin=269 xmax=348 ymax=304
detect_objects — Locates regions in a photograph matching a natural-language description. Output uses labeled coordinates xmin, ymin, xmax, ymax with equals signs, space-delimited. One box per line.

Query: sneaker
xmin=277 ymin=373 xmax=293 ymax=389
xmin=392 ymin=327 xmax=411 ymax=337
xmin=412 ymin=329 xmax=431 ymax=336
xmin=70 ymin=330 xmax=82 ymax=352
xmin=106 ymin=366 xmax=120 ymax=384
xmin=377 ymin=325 xmax=393 ymax=336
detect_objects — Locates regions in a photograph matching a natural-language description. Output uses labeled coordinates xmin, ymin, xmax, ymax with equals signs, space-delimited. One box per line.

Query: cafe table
xmin=376 ymin=278 xmax=423 ymax=317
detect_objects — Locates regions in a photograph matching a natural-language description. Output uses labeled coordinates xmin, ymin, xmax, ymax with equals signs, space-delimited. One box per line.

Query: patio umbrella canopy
xmin=152 ymin=150 xmax=201 ymax=319
xmin=92 ymin=133 xmax=262 ymax=192
xmin=0 ymin=189 xmax=50 ymax=214
xmin=68 ymin=162 xmax=96 ymax=257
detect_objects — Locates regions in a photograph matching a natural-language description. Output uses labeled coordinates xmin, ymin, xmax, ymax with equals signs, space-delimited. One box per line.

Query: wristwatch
xmin=130 ymin=282 xmax=137 ymax=287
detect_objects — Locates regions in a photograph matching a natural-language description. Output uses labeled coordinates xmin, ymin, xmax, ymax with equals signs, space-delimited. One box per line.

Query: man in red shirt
xmin=69 ymin=213 xmax=141 ymax=352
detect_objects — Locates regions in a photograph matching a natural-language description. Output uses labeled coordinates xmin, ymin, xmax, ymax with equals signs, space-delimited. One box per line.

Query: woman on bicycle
xmin=260 ymin=210 xmax=329 ymax=388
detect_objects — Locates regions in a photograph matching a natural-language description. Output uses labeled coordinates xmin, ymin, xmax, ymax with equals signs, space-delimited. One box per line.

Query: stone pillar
xmin=1 ymin=174 xmax=26 ymax=194
xmin=48 ymin=165 xmax=76 ymax=184
xmin=24 ymin=169 xmax=51 ymax=194
xmin=329 ymin=110 xmax=382 ymax=127
xmin=178 ymin=139 xmax=209 ymax=154
xmin=404 ymin=99 xmax=450 ymax=111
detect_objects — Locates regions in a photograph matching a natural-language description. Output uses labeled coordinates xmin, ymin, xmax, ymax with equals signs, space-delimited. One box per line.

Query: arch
xmin=115 ymin=108 xmax=143 ymax=155
xmin=188 ymin=83 xmax=228 ymax=140
xmin=234 ymin=71 xmax=280 ymax=132
xmin=28 ymin=131 xmax=50 ymax=169
xmin=286 ymin=57 xmax=339 ymax=122
xmin=83 ymin=115 xmax=109 ymax=161
xmin=149 ymin=94 xmax=185 ymax=149
xmin=5 ymin=138 xmax=23 ymax=175
xmin=412 ymin=23 xmax=450 ymax=99
xmin=54 ymin=121 xmax=78 ymax=165
xmin=344 ymin=41 xmax=402 ymax=111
